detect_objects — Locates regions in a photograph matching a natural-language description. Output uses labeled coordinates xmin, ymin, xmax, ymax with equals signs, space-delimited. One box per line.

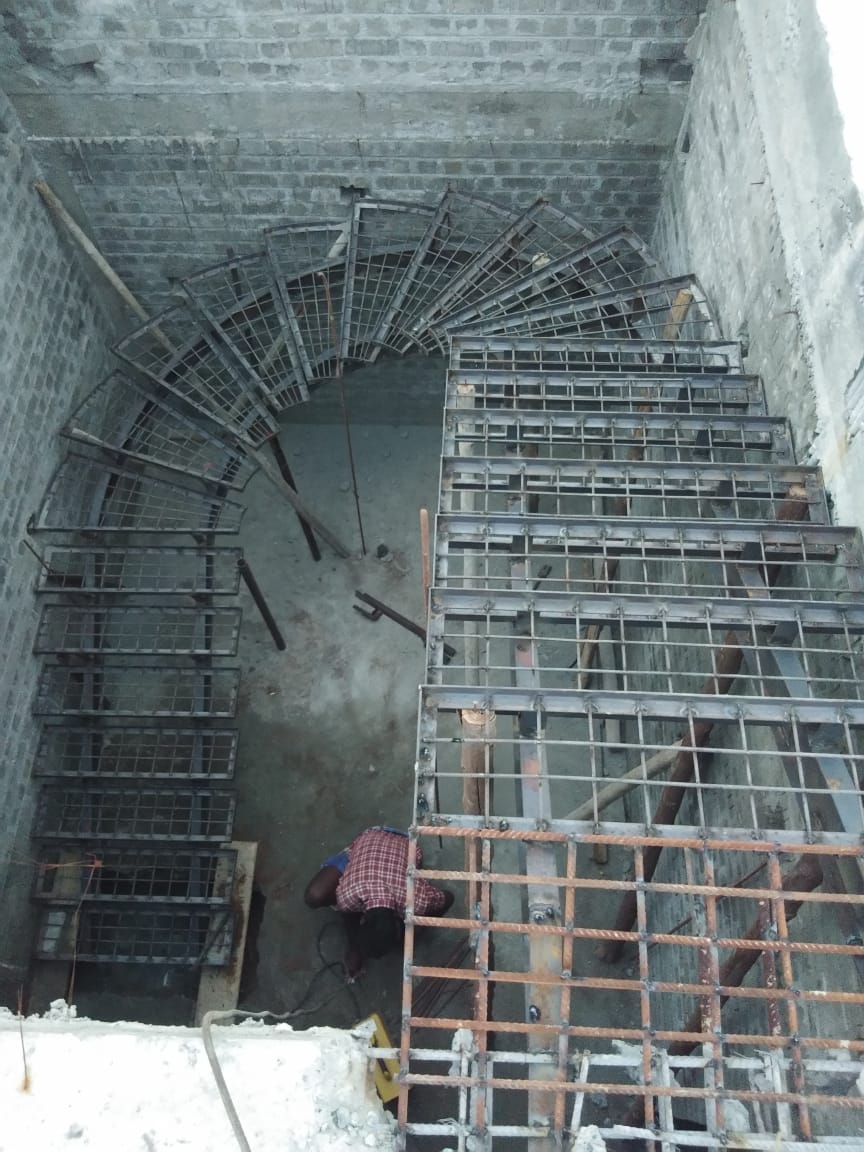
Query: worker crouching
xmin=304 ymin=826 xmax=454 ymax=980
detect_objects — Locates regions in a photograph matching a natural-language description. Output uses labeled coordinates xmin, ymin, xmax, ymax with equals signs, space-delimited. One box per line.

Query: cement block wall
xmin=654 ymin=0 xmax=864 ymax=533
xmin=1 ymin=0 xmax=706 ymax=312
xmin=0 ymin=91 xmax=115 ymax=998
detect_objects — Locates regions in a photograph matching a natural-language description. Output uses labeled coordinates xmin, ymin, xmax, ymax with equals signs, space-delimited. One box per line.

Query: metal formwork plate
xmin=34 ymin=725 xmax=238 ymax=780
xmin=34 ymin=786 xmax=236 ymax=841
xmin=35 ymin=606 xmax=243 ymax=657
xmin=448 ymin=335 xmax=744 ymax=375
xmin=440 ymin=457 xmax=827 ymax=522
xmin=35 ymin=547 xmax=243 ymax=596
xmin=447 ymin=370 xmax=765 ymax=415
xmin=33 ymin=453 xmax=244 ymax=536
xmin=35 ymin=904 xmax=233 ymax=965
xmin=63 ymin=372 xmax=257 ymax=490
xmin=33 ymin=664 xmax=240 ymax=718
xmin=443 ymin=409 xmax=793 ymax=464
xmin=33 ymin=845 xmax=237 ymax=903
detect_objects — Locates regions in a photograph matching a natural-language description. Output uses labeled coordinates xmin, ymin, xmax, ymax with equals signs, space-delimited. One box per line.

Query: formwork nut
xmin=499 ymin=819 xmax=510 ymax=831
xmin=528 ymin=1004 xmax=541 ymax=1022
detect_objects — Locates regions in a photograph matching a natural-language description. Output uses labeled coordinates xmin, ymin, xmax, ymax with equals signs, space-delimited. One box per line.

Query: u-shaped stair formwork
xmin=26 ymin=189 xmax=864 ymax=1149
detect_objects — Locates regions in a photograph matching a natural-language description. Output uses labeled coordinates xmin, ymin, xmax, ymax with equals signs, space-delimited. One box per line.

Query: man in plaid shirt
xmin=305 ymin=827 xmax=454 ymax=978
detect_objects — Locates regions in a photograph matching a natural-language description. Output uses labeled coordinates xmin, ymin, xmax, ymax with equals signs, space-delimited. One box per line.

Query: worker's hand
xmin=344 ymin=946 xmax=364 ymax=984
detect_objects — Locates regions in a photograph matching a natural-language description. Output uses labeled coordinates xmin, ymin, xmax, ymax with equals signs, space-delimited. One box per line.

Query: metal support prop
xmin=269 ymin=437 xmax=321 ymax=561
xmin=237 ymin=558 xmax=286 ymax=651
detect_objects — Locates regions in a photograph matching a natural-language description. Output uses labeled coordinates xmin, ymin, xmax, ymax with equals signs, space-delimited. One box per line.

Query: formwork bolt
xmin=499 ymin=819 xmax=510 ymax=831
xmin=528 ymin=1004 xmax=541 ymax=1022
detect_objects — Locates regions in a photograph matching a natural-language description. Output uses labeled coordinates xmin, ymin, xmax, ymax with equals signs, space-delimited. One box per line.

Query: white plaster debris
xmin=0 ymin=1004 xmax=396 ymax=1152
xmin=569 ymin=1124 xmax=607 ymax=1152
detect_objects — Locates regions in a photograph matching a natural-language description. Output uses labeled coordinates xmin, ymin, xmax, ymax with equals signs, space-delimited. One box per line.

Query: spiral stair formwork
xmin=26 ymin=189 xmax=864 ymax=1149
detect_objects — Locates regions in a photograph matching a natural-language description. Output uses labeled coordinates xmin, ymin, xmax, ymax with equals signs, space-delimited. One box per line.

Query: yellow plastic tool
xmin=357 ymin=1012 xmax=401 ymax=1103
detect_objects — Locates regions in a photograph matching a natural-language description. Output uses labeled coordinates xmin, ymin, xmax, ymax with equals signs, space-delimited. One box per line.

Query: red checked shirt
xmin=335 ymin=828 xmax=447 ymax=917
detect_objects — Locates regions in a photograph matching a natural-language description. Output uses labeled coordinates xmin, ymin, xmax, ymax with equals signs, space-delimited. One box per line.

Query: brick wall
xmin=0 ymin=90 xmax=114 ymax=997
xmin=2 ymin=0 xmax=706 ymax=312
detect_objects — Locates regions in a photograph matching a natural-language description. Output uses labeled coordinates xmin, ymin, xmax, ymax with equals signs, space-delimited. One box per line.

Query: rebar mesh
xmin=33 ymin=845 xmax=237 ymax=903
xmin=33 ymin=664 xmax=240 ymax=717
xmin=374 ymin=190 xmax=518 ymax=354
xmin=36 ymin=904 xmax=233 ymax=964
xmin=455 ymin=276 xmax=719 ymax=343
xmin=35 ymin=606 xmax=242 ymax=656
xmin=436 ymin=227 xmax=658 ymax=337
xmin=449 ymin=335 xmax=744 ymax=375
xmin=34 ymin=454 xmax=244 ymax=535
xmin=113 ymin=303 xmax=277 ymax=444
xmin=33 ymin=725 xmax=237 ymax=781
xmin=34 ymin=786 xmax=236 ymax=841
xmin=183 ymin=252 xmax=307 ymax=409
xmin=340 ymin=199 xmax=436 ymax=361
xmin=35 ymin=547 xmax=243 ymax=595
xmin=63 ymin=372 xmax=256 ymax=490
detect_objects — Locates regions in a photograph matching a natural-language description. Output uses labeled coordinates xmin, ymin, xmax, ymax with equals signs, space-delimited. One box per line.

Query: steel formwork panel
xmin=35 ymin=547 xmax=243 ymax=596
xmin=113 ymin=304 xmax=277 ymax=445
xmin=452 ymin=275 xmax=719 ymax=343
xmin=443 ymin=410 xmax=793 ymax=464
xmin=33 ymin=454 xmax=244 ymax=536
xmin=33 ymin=664 xmax=240 ymax=718
xmin=416 ymin=200 xmax=601 ymax=335
xmin=449 ymin=336 xmax=744 ymax=375
xmin=340 ymin=199 xmax=436 ymax=361
xmin=35 ymin=904 xmax=233 ymax=965
xmin=63 ymin=372 xmax=256 ymax=490
xmin=34 ymin=606 xmax=242 ymax=657
xmin=33 ymin=845 xmax=237 ymax=903
xmin=34 ymin=786 xmax=236 ymax=841
xmin=371 ymin=190 xmax=518 ymax=355
xmin=33 ymin=726 xmax=238 ymax=780
xmin=440 ymin=457 xmax=827 ymax=523
xmin=182 ymin=251 xmax=308 ymax=409
xmin=447 ymin=371 xmax=765 ymax=415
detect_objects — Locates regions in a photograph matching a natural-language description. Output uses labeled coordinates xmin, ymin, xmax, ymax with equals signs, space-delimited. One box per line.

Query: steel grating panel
xmin=33 ymin=845 xmax=237 ymax=903
xmin=182 ymin=251 xmax=308 ymax=409
xmin=434 ymin=225 xmax=658 ymax=337
xmin=452 ymin=275 xmax=720 ymax=343
xmin=35 ymin=904 xmax=233 ymax=965
xmin=33 ymin=726 xmax=237 ymax=780
xmin=443 ymin=411 xmax=793 ymax=465
xmin=340 ymin=199 xmax=436 ymax=362
xmin=63 ymin=372 xmax=256 ymax=490
xmin=34 ymin=786 xmax=236 ymax=841
xmin=447 ymin=370 xmax=765 ymax=415
xmin=371 ymin=190 xmax=519 ymax=356
xmin=33 ymin=664 xmax=240 ymax=718
xmin=266 ymin=220 xmax=351 ymax=385
xmin=112 ymin=304 xmax=277 ymax=445
xmin=415 ymin=198 xmax=600 ymax=336
xmin=434 ymin=514 xmax=861 ymax=598
xmin=33 ymin=453 xmax=244 ymax=536
xmin=35 ymin=547 xmax=243 ymax=595
xmin=35 ymin=606 xmax=242 ymax=656
xmin=440 ymin=458 xmax=827 ymax=522
xmin=449 ymin=335 xmax=744 ymax=375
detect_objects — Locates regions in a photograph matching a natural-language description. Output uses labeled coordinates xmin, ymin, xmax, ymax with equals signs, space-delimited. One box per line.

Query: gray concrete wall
xmin=654 ymin=0 xmax=864 ymax=530
xmin=0 ymin=90 xmax=115 ymax=999
xmin=1 ymin=0 xmax=705 ymax=312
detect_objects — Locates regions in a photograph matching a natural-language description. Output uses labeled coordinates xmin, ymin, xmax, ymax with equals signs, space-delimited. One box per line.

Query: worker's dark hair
xmin=358 ymin=906 xmax=404 ymax=959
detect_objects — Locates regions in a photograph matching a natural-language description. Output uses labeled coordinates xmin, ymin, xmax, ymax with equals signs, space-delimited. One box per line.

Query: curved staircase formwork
xmin=26 ymin=190 xmax=864 ymax=1149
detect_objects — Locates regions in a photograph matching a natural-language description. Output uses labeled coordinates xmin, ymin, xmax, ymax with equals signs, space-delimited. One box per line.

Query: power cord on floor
xmin=202 ymin=920 xmax=364 ymax=1152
